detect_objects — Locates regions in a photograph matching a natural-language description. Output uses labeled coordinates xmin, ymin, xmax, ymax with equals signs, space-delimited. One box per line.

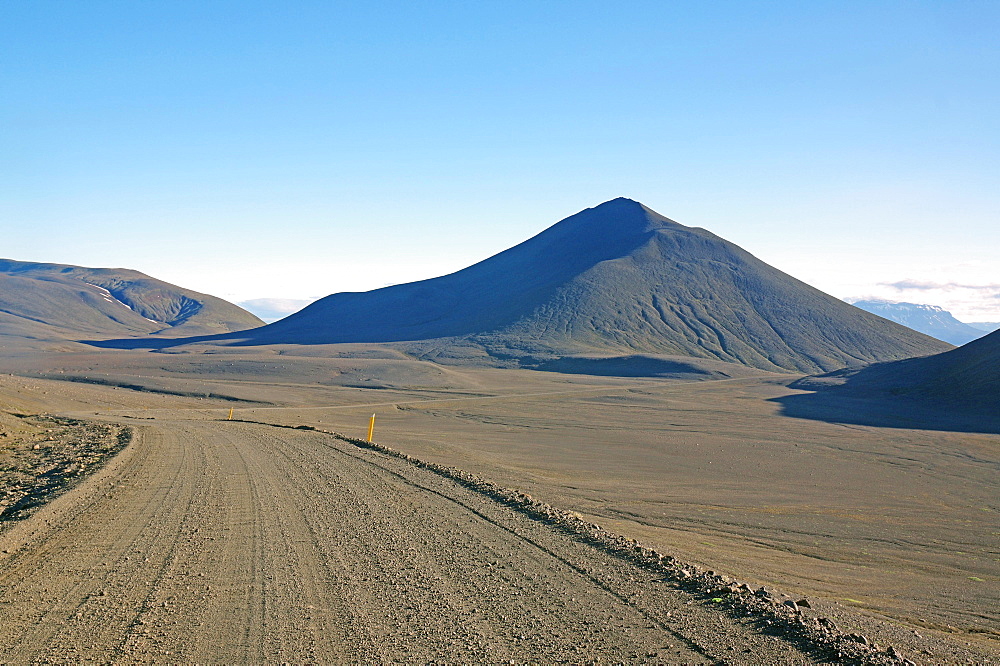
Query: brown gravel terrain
xmin=0 ymin=350 xmax=995 ymax=664
xmin=0 ymin=410 xmax=130 ymax=526
xmin=0 ymin=417 xmax=836 ymax=663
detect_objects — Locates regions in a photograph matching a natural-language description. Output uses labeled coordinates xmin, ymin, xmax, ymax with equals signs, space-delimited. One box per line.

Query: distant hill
xmin=849 ymin=299 xmax=986 ymax=346
xmin=793 ymin=328 xmax=1000 ymax=415
xmin=240 ymin=198 xmax=950 ymax=373
xmin=884 ymin=328 xmax=1000 ymax=408
xmin=0 ymin=259 xmax=263 ymax=349
xmin=967 ymin=322 xmax=1000 ymax=334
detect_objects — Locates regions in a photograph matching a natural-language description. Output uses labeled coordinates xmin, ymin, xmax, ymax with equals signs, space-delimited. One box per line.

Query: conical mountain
xmin=0 ymin=259 xmax=263 ymax=349
xmin=250 ymin=198 xmax=950 ymax=373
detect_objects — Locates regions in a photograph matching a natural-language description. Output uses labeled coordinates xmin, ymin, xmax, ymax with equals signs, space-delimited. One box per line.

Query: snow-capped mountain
xmin=849 ymin=300 xmax=986 ymax=346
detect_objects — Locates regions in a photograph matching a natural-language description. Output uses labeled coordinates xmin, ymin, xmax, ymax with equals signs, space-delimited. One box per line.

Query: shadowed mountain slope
xmin=0 ymin=259 xmax=263 ymax=347
xmin=245 ymin=198 xmax=950 ymax=373
xmin=775 ymin=328 xmax=1000 ymax=433
xmin=812 ymin=328 xmax=999 ymax=408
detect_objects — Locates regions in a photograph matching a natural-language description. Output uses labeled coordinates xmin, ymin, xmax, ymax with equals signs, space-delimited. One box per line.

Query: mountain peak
xmin=249 ymin=201 xmax=950 ymax=373
xmin=596 ymin=196 xmax=642 ymax=207
xmin=546 ymin=198 xmax=683 ymax=247
xmin=588 ymin=196 xmax=667 ymax=218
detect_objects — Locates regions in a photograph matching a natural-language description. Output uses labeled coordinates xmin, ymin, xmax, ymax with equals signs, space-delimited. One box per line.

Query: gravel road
xmin=0 ymin=419 xmax=838 ymax=663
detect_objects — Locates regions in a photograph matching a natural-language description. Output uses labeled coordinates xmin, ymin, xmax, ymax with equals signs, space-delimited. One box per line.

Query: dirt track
xmin=0 ymin=418 xmax=829 ymax=663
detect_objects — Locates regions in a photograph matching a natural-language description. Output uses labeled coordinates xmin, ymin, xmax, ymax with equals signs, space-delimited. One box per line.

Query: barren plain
xmin=0 ymin=344 xmax=996 ymax=663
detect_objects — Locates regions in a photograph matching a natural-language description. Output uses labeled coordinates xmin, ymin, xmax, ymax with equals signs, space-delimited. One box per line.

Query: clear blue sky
xmin=3 ymin=1 xmax=998 ymax=321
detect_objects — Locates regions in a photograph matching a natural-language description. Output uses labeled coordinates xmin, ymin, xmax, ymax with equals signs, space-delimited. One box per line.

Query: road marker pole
xmin=228 ymin=407 xmax=234 ymax=420
xmin=367 ymin=413 xmax=376 ymax=442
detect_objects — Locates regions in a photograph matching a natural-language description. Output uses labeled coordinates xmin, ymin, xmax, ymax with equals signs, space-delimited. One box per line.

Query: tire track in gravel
xmin=307 ymin=431 xmax=715 ymax=660
xmin=250 ymin=425 xmax=700 ymax=663
xmin=228 ymin=422 xmax=815 ymax=663
xmin=0 ymin=418 xmax=821 ymax=663
xmin=0 ymin=427 xmax=201 ymax=662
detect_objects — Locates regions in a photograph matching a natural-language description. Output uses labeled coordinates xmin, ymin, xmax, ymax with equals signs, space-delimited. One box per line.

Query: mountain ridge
xmin=240 ymin=199 xmax=951 ymax=373
xmin=0 ymin=259 xmax=263 ymax=350
xmin=849 ymin=299 xmax=985 ymax=346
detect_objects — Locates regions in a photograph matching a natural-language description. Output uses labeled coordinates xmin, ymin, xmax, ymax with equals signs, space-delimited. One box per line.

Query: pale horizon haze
xmin=3 ymin=2 xmax=998 ymax=323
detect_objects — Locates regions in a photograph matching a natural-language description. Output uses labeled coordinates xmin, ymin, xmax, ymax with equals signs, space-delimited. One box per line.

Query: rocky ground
xmin=0 ymin=410 xmax=130 ymax=527
xmin=0 ymin=362 xmax=994 ymax=663
xmin=0 ymin=416 xmax=886 ymax=664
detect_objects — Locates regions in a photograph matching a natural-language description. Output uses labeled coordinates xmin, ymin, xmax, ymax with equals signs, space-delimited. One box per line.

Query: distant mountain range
xmin=849 ymin=300 xmax=987 ymax=346
xmin=0 ymin=259 xmax=262 ymax=351
xmin=238 ymin=198 xmax=950 ymax=373
xmin=967 ymin=322 xmax=1000 ymax=333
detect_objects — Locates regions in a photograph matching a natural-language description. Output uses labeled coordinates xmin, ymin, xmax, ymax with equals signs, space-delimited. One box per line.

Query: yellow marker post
xmin=367 ymin=413 xmax=376 ymax=442
xmin=228 ymin=407 xmax=234 ymax=420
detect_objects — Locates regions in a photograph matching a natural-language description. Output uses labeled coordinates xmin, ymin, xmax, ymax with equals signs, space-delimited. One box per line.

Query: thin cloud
xmin=881 ymin=280 xmax=1000 ymax=293
xmin=881 ymin=279 xmax=940 ymax=291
